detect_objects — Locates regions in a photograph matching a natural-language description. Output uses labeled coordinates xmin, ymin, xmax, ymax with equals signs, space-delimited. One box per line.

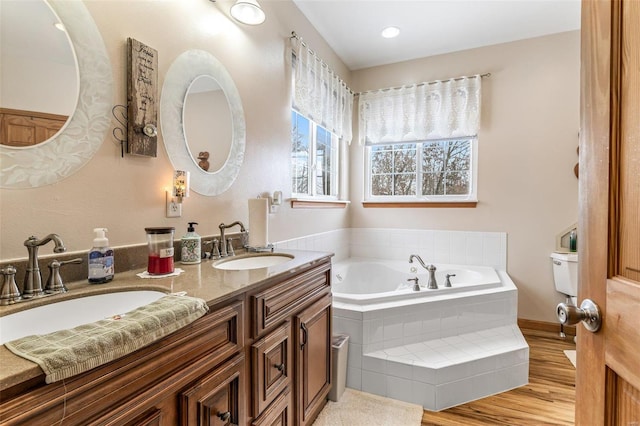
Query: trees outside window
xmin=291 ymin=110 xmax=338 ymax=198
xmin=368 ymin=138 xmax=474 ymax=200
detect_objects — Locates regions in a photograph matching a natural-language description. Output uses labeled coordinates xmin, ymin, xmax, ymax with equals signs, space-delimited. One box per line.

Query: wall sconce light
xmin=230 ymin=0 xmax=266 ymax=25
xmin=173 ymin=170 xmax=190 ymax=202
xmin=165 ymin=170 xmax=189 ymax=218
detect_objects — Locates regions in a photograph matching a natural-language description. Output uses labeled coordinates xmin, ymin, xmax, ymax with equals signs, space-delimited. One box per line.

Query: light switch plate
xmin=166 ymin=191 xmax=182 ymax=218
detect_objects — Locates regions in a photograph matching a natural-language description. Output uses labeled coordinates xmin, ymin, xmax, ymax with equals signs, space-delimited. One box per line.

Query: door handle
xmin=300 ymin=323 xmax=308 ymax=349
xmin=556 ymin=299 xmax=601 ymax=332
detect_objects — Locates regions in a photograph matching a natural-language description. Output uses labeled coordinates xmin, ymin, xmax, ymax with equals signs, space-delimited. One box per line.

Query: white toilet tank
xmin=551 ymin=252 xmax=578 ymax=299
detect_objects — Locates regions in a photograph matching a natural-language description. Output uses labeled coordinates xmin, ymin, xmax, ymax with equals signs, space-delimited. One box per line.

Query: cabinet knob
xmin=217 ymin=411 xmax=231 ymax=421
xmin=274 ymin=363 xmax=285 ymax=372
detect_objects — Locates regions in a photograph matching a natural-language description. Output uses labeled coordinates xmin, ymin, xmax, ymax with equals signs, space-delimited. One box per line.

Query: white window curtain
xmin=359 ymin=75 xmax=481 ymax=145
xmin=292 ymin=40 xmax=354 ymax=143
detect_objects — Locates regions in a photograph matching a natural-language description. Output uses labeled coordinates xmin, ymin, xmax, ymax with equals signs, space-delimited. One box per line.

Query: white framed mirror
xmin=161 ymin=50 xmax=245 ymax=196
xmin=0 ymin=0 xmax=113 ymax=188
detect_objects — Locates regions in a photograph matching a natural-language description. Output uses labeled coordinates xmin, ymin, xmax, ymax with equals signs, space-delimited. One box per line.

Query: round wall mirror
xmin=0 ymin=0 xmax=78 ymax=147
xmin=161 ymin=50 xmax=245 ymax=196
xmin=0 ymin=0 xmax=113 ymax=188
xmin=183 ymin=75 xmax=233 ymax=174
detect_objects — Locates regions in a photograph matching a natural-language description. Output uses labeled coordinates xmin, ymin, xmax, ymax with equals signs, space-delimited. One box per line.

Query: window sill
xmin=290 ymin=198 xmax=350 ymax=209
xmin=362 ymin=201 xmax=477 ymax=208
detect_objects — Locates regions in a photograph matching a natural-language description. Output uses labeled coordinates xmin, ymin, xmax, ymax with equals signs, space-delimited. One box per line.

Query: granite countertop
xmin=0 ymin=249 xmax=332 ymax=393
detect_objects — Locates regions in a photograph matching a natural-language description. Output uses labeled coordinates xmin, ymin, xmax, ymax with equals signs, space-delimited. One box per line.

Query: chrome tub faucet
xmin=409 ymin=254 xmax=438 ymax=289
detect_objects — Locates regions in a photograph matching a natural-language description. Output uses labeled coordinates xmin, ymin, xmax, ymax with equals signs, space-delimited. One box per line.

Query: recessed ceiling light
xmin=381 ymin=26 xmax=400 ymax=39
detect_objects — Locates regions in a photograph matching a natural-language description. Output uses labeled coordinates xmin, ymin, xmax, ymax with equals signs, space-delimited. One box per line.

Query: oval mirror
xmin=161 ymin=50 xmax=245 ymax=196
xmin=183 ymin=75 xmax=233 ymax=174
xmin=0 ymin=0 xmax=113 ymax=188
xmin=0 ymin=0 xmax=78 ymax=147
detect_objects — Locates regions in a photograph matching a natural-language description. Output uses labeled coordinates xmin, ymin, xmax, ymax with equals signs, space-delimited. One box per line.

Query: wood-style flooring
xmin=421 ymin=328 xmax=576 ymax=426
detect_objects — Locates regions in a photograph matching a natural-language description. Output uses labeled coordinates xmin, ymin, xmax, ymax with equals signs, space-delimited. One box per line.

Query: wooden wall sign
xmin=127 ymin=38 xmax=158 ymax=157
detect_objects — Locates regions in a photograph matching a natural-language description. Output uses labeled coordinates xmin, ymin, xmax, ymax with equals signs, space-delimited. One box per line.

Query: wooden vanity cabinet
xmin=249 ymin=259 xmax=332 ymax=426
xmin=0 ymin=299 xmax=245 ymax=426
xmin=0 ymin=256 xmax=333 ymax=426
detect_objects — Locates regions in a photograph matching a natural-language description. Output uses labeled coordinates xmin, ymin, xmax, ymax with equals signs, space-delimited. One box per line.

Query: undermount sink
xmin=0 ymin=290 xmax=166 ymax=345
xmin=213 ymin=253 xmax=294 ymax=270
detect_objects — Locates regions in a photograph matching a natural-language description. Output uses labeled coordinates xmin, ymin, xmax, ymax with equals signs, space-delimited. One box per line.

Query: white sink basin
xmin=0 ymin=290 xmax=166 ymax=345
xmin=213 ymin=253 xmax=294 ymax=270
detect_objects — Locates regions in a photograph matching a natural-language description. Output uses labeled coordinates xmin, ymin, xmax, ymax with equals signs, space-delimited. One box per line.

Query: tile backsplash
xmin=276 ymin=228 xmax=507 ymax=270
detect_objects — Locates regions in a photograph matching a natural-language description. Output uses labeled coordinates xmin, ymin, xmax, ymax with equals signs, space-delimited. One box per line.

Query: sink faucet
xmin=218 ymin=222 xmax=246 ymax=257
xmin=23 ymin=234 xmax=66 ymax=298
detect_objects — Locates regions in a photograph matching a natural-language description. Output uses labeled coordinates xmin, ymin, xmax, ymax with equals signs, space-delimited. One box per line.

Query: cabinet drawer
xmin=180 ymin=354 xmax=246 ymax=426
xmin=251 ymin=261 xmax=330 ymax=338
xmin=251 ymin=321 xmax=292 ymax=417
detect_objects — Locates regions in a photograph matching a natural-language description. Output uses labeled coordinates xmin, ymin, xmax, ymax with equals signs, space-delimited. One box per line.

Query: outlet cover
xmin=166 ymin=191 xmax=182 ymax=218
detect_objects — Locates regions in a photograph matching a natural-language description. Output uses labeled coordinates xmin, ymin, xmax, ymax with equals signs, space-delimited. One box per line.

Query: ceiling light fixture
xmin=230 ymin=0 xmax=266 ymax=25
xmin=381 ymin=26 xmax=400 ymax=39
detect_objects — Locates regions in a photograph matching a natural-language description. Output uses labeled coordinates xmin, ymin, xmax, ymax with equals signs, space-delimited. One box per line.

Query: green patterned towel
xmin=4 ymin=294 xmax=209 ymax=383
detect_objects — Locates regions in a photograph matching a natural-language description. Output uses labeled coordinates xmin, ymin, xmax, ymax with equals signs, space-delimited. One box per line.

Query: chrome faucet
xmin=218 ymin=222 xmax=246 ymax=257
xmin=23 ymin=234 xmax=66 ymax=298
xmin=408 ymin=254 xmax=428 ymax=269
xmin=408 ymin=254 xmax=438 ymax=289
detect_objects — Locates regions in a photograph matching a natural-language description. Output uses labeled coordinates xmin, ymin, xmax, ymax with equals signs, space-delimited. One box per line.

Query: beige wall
xmin=0 ymin=1 xmax=579 ymax=323
xmin=350 ymin=31 xmax=580 ymax=322
xmin=0 ymin=0 xmax=350 ymax=260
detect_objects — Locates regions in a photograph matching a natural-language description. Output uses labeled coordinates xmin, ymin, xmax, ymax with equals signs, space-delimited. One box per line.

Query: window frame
xmin=364 ymin=137 xmax=478 ymax=204
xmin=291 ymin=109 xmax=341 ymax=201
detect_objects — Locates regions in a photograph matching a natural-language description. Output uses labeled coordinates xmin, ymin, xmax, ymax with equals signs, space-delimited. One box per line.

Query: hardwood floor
xmin=421 ymin=328 xmax=576 ymax=426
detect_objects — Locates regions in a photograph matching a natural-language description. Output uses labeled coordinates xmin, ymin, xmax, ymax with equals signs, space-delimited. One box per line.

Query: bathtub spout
xmin=408 ymin=254 xmax=428 ymax=269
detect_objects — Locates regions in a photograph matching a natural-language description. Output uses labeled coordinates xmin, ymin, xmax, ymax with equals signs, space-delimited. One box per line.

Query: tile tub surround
xmin=333 ymin=271 xmax=528 ymax=411
xmin=276 ymin=228 xmax=507 ymax=270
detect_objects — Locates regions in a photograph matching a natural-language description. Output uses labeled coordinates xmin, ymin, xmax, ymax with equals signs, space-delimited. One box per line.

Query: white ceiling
xmin=291 ymin=0 xmax=582 ymax=70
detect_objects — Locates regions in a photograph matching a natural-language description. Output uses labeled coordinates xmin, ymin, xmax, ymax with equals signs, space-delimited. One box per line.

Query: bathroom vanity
xmin=0 ymin=250 xmax=332 ymax=426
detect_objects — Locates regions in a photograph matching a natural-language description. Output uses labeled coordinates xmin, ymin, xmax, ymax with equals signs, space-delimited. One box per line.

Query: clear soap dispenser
xmin=181 ymin=222 xmax=201 ymax=264
xmin=88 ymin=228 xmax=114 ymax=283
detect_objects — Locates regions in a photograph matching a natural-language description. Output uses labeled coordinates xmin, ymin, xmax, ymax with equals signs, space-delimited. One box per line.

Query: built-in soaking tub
xmin=331 ymin=258 xmax=529 ymax=411
xmin=332 ymin=259 xmax=502 ymax=305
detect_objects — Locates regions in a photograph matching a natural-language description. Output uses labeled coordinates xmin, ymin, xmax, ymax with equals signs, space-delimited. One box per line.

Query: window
xmin=366 ymin=138 xmax=476 ymax=201
xmin=359 ymin=74 xmax=482 ymax=205
xmin=289 ymin=35 xmax=353 ymax=206
xmin=291 ymin=110 xmax=339 ymax=198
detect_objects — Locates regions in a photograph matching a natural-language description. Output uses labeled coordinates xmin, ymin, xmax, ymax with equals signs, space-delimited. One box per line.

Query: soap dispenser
xmin=88 ymin=228 xmax=114 ymax=284
xmin=181 ymin=222 xmax=201 ymax=264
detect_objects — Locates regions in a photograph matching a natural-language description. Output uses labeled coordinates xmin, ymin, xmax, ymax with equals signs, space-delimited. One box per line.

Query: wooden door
xmin=294 ymin=293 xmax=332 ymax=426
xmin=578 ymin=0 xmax=640 ymax=424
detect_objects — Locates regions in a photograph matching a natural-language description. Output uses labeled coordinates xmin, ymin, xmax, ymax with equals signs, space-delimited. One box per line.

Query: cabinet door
xmin=250 ymin=389 xmax=292 ymax=426
xmin=251 ymin=321 xmax=291 ymax=417
xmin=180 ymin=354 xmax=245 ymax=426
xmin=294 ymin=293 xmax=332 ymax=426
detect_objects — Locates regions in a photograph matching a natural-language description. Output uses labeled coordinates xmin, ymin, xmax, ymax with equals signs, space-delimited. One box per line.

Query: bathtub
xmin=332 ymin=258 xmax=502 ymax=305
xmin=330 ymin=257 xmax=528 ymax=411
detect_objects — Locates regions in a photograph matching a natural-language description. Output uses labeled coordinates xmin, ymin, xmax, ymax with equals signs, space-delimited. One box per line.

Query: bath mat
xmin=564 ymin=350 xmax=577 ymax=368
xmin=312 ymin=388 xmax=423 ymax=426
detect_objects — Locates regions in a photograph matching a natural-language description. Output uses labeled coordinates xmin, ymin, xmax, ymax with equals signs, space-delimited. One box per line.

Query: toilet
xmin=551 ymin=252 xmax=579 ymax=305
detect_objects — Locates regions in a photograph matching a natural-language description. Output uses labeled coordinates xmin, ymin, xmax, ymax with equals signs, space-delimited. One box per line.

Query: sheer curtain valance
xmin=359 ymin=75 xmax=481 ymax=145
xmin=292 ymin=39 xmax=354 ymax=143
